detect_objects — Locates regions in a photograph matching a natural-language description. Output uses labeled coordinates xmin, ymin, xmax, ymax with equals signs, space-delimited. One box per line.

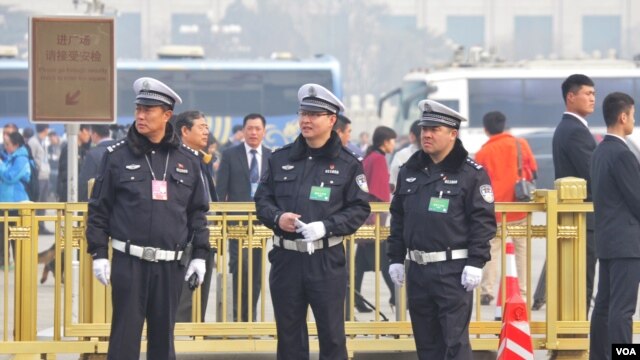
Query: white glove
xmin=294 ymin=219 xmax=326 ymax=255
xmin=92 ymin=258 xmax=110 ymax=286
xmin=185 ymin=259 xmax=206 ymax=285
xmin=389 ymin=263 xmax=405 ymax=287
xmin=296 ymin=221 xmax=326 ymax=242
xmin=461 ymin=265 xmax=483 ymax=292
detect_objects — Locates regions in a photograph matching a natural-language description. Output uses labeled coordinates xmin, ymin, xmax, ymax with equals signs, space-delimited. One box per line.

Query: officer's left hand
xmin=461 ymin=265 xmax=483 ymax=292
xmin=185 ymin=259 xmax=206 ymax=286
xmin=295 ymin=221 xmax=326 ymax=242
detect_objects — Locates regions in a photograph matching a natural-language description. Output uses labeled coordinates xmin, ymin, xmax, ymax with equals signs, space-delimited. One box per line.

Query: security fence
xmin=0 ymin=178 xmax=601 ymax=359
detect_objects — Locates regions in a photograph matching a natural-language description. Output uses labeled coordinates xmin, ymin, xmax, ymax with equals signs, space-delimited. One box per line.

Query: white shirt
xmin=389 ymin=143 xmax=419 ymax=186
xmin=244 ymin=142 xmax=263 ymax=179
xmin=564 ymin=111 xmax=589 ymax=128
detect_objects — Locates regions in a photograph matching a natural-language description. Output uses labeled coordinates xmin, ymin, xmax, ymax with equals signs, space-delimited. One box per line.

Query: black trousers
xmin=589 ymin=258 xmax=640 ymax=360
xmin=269 ymin=244 xmax=347 ymax=360
xmin=176 ymin=251 xmax=215 ymax=322
xmin=408 ymin=259 xmax=473 ymax=360
xmin=354 ymin=241 xmax=395 ymax=306
xmin=229 ymin=239 xmax=263 ymax=322
xmin=534 ymin=228 xmax=596 ymax=312
xmin=108 ymin=252 xmax=184 ymax=360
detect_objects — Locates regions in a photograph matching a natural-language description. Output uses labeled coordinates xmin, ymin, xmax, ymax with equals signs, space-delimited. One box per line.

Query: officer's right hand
xmin=389 ymin=263 xmax=405 ymax=286
xmin=278 ymin=212 xmax=301 ymax=232
xmin=92 ymin=258 xmax=110 ymax=286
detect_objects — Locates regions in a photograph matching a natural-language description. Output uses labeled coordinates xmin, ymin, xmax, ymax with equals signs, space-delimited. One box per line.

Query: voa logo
xmin=615 ymin=347 xmax=637 ymax=356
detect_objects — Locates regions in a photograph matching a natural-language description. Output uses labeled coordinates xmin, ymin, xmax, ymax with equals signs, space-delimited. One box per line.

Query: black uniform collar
xmin=405 ymin=138 xmax=468 ymax=172
xmin=289 ymin=131 xmax=342 ymax=161
xmin=126 ymin=121 xmax=181 ymax=156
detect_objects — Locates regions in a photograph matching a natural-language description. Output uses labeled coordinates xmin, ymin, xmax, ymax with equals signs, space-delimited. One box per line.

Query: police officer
xmin=254 ymin=83 xmax=370 ymax=360
xmin=173 ymin=110 xmax=218 ymax=323
xmin=387 ymin=100 xmax=496 ymax=359
xmin=86 ymin=77 xmax=210 ymax=360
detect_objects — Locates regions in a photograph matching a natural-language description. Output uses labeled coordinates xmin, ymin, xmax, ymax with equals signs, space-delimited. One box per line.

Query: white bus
xmin=379 ymin=59 xmax=640 ymax=155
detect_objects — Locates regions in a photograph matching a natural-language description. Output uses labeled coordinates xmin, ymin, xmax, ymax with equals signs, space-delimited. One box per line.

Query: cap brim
xmin=135 ymin=98 xmax=171 ymax=107
xmin=299 ymin=104 xmax=336 ymax=114
xmin=418 ymin=119 xmax=454 ymax=128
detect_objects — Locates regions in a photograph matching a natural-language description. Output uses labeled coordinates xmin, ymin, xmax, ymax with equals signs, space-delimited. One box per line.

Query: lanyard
xmin=144 ymin=152 xmax=170 ymax=181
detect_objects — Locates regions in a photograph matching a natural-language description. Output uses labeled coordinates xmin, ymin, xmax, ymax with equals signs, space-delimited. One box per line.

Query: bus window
xmin=591 ymin=78 xmax=634 ymax=126
xmin=522 ymin=79 xmax=563 ymax=128
xmin=469 ymin=79 xmax=522 ymax=127
xmin=400 ymin=80 xmax=429 ymax=120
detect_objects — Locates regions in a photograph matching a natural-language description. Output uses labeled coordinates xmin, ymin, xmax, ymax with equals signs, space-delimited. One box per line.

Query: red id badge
xmin=152 ymin=180 xmax=168 ymax=201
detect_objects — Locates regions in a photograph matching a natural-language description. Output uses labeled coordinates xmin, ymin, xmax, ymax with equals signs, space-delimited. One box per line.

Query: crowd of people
xmin=0 ymin=72 xmax=637 ymax=359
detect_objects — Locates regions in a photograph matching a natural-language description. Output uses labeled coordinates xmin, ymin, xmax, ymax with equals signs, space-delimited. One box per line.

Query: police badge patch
xmin=479 ymin=184 xmax=494 ymax=203
xmin=356 ymin=174 xmax=369 ymax=193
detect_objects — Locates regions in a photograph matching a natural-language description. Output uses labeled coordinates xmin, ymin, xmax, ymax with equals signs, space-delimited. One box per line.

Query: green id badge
xmin=310 ymin=186 xmax=331 ymax=202
xmin=428 ymin=197 xmax=449 ymax=213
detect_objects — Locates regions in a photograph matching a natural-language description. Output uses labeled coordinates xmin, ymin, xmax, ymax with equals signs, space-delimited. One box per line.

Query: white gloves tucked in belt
xmin=389 ymin=263 xmax=405 ymax=286
xmin=295 ymin=219 xmax=326 ymax=255
xmin=93 ymin=258 xmax=110 ymax=286
xmin=185 ymin=259 xmax=206 ymax=286
xmin=461 ymin=265 xmax=483 ymax=292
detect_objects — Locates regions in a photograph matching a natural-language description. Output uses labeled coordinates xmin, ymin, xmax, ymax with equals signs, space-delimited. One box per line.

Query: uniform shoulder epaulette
xmin=180 ymin=143 xmax=200 ymax=157
xmin=106 ymin=140 xmax=127 ymax=153
xmin=465 ymin=157 xmax=483 ymax=171
xmin=341 ymin=147 xmax=363 ymax=162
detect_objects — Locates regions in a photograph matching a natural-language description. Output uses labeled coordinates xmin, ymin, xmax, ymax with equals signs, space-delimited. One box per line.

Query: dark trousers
xmin=269 ymin=244 xmax=347 ymax=360
xmin=229 ymin=239 xmax=262 ymax=322
xmin=589 ymin=258 xmax=640 ymax=360
xmin=176 ymin=252 xmax=215 ymax=322
xmin=534 ymin=228 xmax=596 ymax=312
xmin=108 ymin=252 xmax=184 ymax=360
xmin=408 ymin=259 xmax=473 ymax=360
xmin=354 ymin=241 xmax=395 ymax=305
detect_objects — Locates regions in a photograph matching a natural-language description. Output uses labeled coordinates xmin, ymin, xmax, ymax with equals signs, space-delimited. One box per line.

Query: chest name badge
xmin=428 ymin=197 xmax=449 ymax=213
xmin=152 ymin=180 xmax=168 ymax=201
xmin=309 ymin=186 xmax=331 ymax=202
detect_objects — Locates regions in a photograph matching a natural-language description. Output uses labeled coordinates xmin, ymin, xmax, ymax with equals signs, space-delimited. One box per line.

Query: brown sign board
xmin=29 ymin=16 xmax=115 ymax=123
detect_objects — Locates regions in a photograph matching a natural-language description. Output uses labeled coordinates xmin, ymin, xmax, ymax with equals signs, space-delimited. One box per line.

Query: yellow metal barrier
xmin=0 ymin=178 xmax=599 ymax=358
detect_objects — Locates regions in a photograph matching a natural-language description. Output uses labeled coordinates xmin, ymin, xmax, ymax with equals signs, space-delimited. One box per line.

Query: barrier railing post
xmin=13 ymin=208 xmax=39 ymax=359
xmin=550 ymin=177 xmax=589 ymax=359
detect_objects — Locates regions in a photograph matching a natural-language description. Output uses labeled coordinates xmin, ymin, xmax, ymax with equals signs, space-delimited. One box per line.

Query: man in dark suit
xmin=534 ymin=74 xmax=596 ymax=312
xmin=216 ymin=113 xmax=271 ymax=322
xmin=589 ymin=92 xmax=639 ymax=359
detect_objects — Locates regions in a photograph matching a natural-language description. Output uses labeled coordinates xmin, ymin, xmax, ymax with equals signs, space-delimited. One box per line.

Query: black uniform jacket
xmin=86 ymin=122 xmax=210 ymax=260
xmin=552 ymin=113 xmax=596 ymax=229
xmin=591 ymin=135 xmax=640 ymax=259
xmin=254 ymin=131 xmax=371 ymax=240
xmin=387 ymin=139 xmax=496 ymax=268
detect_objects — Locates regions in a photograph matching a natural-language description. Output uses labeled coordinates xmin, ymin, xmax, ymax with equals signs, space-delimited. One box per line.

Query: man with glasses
xmin=255 ymin=83 xmax=371 ymax=359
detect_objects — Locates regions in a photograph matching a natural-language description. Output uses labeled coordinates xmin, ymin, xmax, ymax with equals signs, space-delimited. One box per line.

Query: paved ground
xmin=0 ymin=214 xmax=578 ymax=359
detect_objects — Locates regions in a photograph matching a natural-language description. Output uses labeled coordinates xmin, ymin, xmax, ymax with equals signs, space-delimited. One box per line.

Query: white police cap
xmin=417 ymin=99 xmax=467 ymax=129
xmin=298 ymin=83 xmax=345 ymax=114
xmin=133 ymin=77 xmax=182 ymax=109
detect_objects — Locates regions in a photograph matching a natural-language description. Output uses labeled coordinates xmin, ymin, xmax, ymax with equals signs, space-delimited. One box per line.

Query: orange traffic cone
xmin=494 ymin=240 xmax=521 ymax=320
xmin=496 ymin=241 xmax=533 ymax=360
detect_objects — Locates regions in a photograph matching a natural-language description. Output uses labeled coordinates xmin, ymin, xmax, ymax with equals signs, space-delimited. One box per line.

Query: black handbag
xmin=514 ymin=139 xmax=536 ymax=202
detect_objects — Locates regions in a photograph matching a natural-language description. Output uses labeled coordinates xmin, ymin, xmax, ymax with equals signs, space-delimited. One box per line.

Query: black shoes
xmin=531 ymin=299 xmax=545 ymax=310
xmin=480 ymin=294 xmax=494 ymax=305
xmin=355 ymin=303 xmax=373 ymax=313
